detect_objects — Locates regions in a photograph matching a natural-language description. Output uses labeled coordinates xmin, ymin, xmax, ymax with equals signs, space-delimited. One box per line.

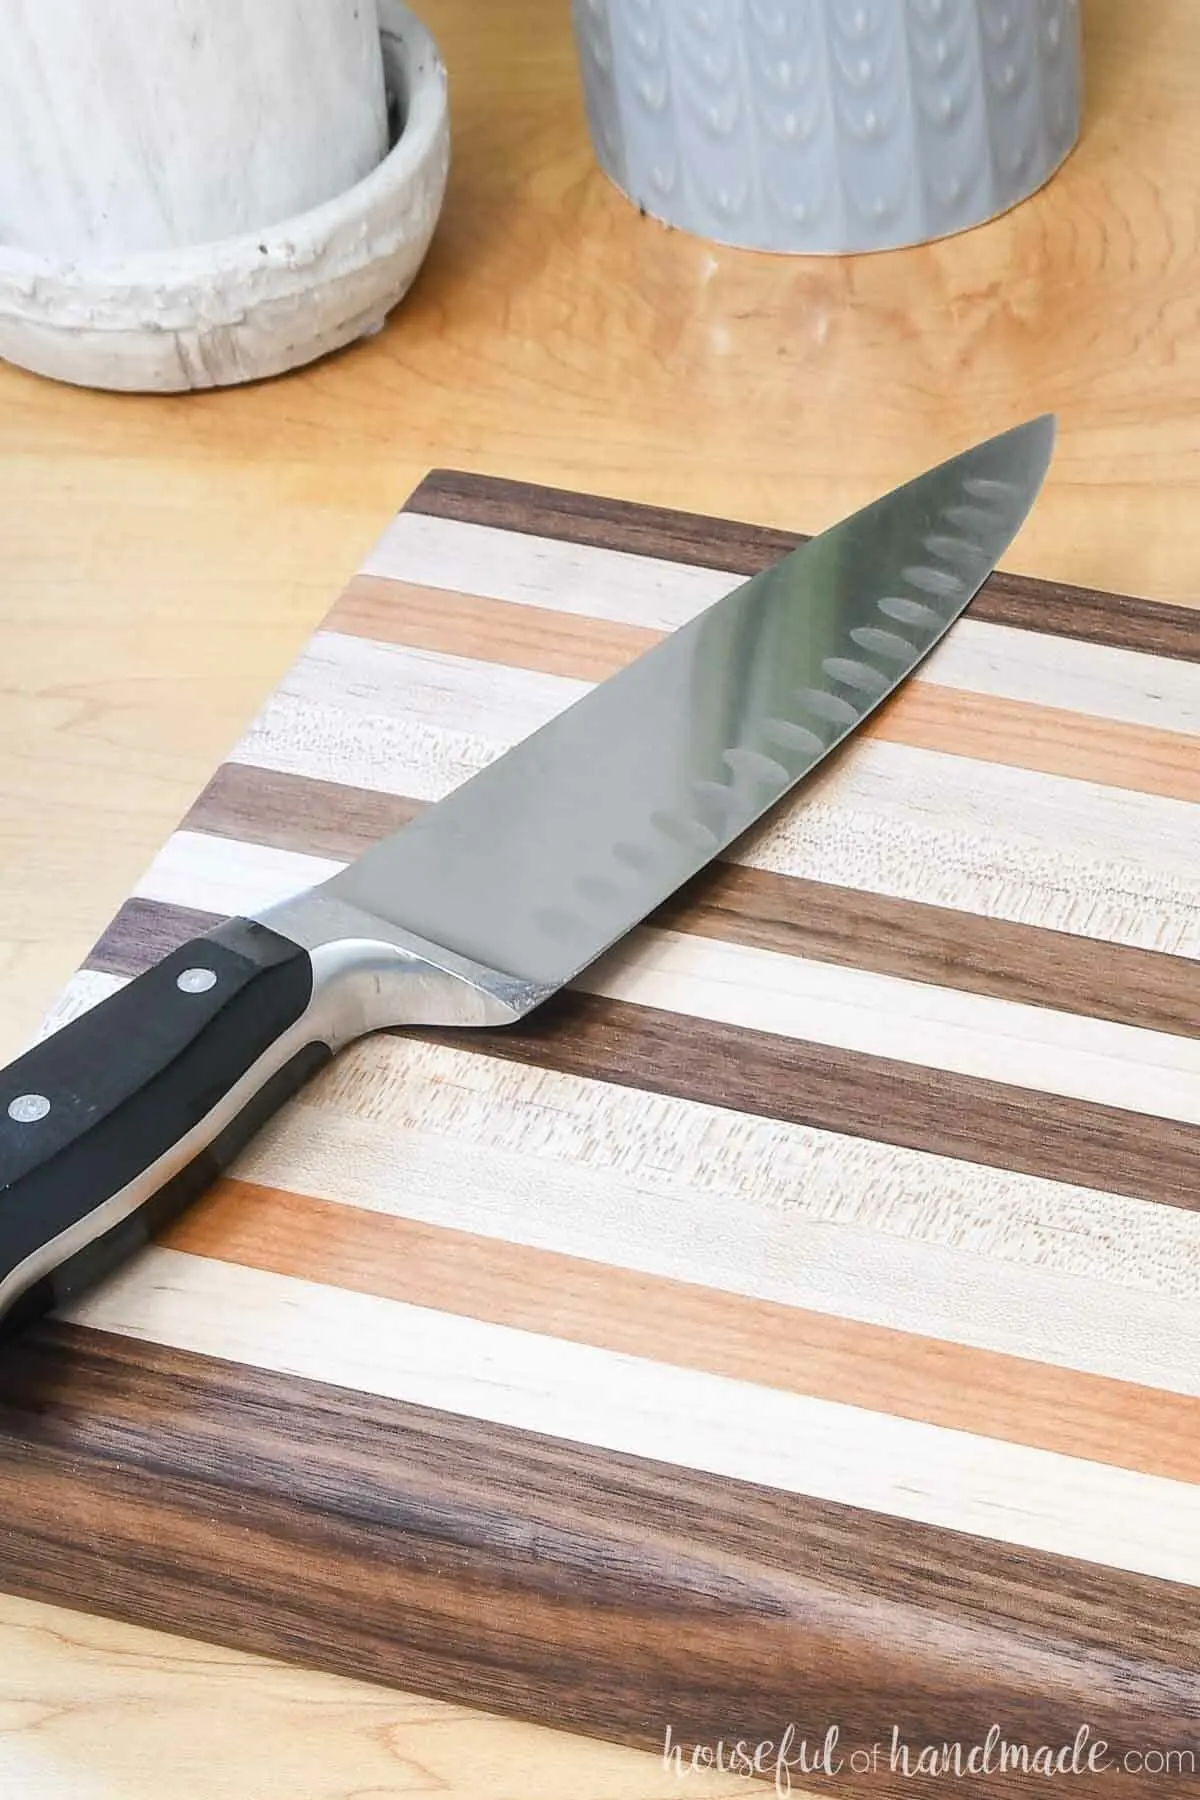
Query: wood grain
xmin=44 ymin=972 xmax=1200 ymax=1400
xmin=166 ymin=1178 xmax=1200 ymax=1484
xmin=0 ymin=1593 xmax=704 ymax=1800
xmin=332 ymin=571 xmax=665 ymax=677
xmin=84 ymin=897 xmax=1200 ymax=1214
xmin=408 ymin=472 xmax=1200 ymax=663
xmin=1 ymin=1322 xmax=1198 ymax=1800
xmin=356 ymin=516 xmax=1200 ymax=734
xmin=225 ymin=632 xmax=1200 ymax=959
xmin=5 ymin=0 xmax=1200 ymax=1793
xmin=183 ymin=763 xmax=1200 ymax=1037
xmin=69 ymin=1245 xmax=1200 ymax=1585
xmin=328 ymin=574 xmax=1200 ymax=800
xmin=22 ymin=465 xmax=1199 ymax=1789
xmin=444 ymin=997 xmax=1200 ymax=1216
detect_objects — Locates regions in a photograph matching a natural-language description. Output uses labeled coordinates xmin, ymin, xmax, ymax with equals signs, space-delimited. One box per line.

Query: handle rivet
xmin=8 ymin=1093 xmax=50 ymax=1124
xmin=177 ymin=968 xmax=218 ymax=994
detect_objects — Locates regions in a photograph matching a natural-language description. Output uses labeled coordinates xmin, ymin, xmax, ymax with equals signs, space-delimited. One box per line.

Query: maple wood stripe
xmin=326 ymin=576 xmax=1199 ymax=803
xmin=145 ymin=811 xmax=1200 ymax=1128
xmin=6 ymin=1327 xmax=1196 ymax=1784
xmin=132 ymin=823 xmax=1200 ymax=1130
xmin=84 ymin=897 xmax=1200 ymax=1213
xmin=408 ymin=467 xmax=1200 ymax=662
xmin=61 ymin=1245 xmax=1200 ymax=1586
xmin=356 ymin=524 xmax=1200 ymax=737
xmin=229 ymin=632 xmax=1200 ymax=958
xmin=44 ymin=971 xmax=1200 ymax=1390
xmin=182 ymin=764 xmax=1200 ymax=1039
xmin=163 ymin=1178 xmax=1200 ymax=1486
xmin=584 ymin=929 xmax=1200 ymax=1127
xmin=443 ymin=993 xmax=1200 ymax=1213
xmin=125 ymin=829 xmax=1200 ymax=1129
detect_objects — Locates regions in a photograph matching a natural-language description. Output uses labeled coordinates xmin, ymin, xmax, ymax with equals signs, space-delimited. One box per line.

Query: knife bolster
xmin=259 ymin=888 xmax=556 ymax=1034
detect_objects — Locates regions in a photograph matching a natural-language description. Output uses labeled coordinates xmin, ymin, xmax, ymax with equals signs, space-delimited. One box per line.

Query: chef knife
xmin=0 ymin=418 xmax=1055 ymax=1334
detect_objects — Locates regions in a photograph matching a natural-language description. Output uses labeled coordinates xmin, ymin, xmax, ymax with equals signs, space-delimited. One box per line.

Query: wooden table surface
xmin=1 ymin=0 xmax=1198 ymax=1792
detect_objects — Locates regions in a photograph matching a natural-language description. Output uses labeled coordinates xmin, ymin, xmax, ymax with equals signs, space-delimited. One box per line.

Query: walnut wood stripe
xmin=99 ymin=896 xmax=219 ymax=966
xmin=325 ymin=576 xmax=1199 ymax=803
xmin=125 ymin=826 xmax=1200 ymax=1124
xmin=86 ymin=898 xmax=1200 ymax=1214
xmin=68 ymin=1245 xmax=1200 ymax=1586
xmin=164 ymin=1178 xmax=1200 ymax=1485
xmin=409 ymin=469 xmax=1200 ymax=663
xmin=85 ymin=898 xmax=222 ymax=971
xmin=188 ymin=763 xmax=423 ymax=862
xmin=475 ymin=994 xmax=1200 ymax=1213
xmin=49 ymin=966 xmax=1200 ymax=1386
xmin=0 ymin=1322 xmax=1194 ymax=1800
xmin=660 ymin=863 xmax=1200 ymax=1039
xmin=230 ymin=636 xmax=1199 ymax=956
xmin=182 ymin=763 xmax=1200 ymax=1039
xmin=35 ymin=959 xmax=1196 ymax=1403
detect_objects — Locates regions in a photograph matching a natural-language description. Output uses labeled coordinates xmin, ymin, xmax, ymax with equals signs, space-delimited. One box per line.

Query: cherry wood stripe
xmin=182 ymin=763 xmax=1200 ymax=1039
xmin=1 ymin=1321 xmax=1195 ymax=1800
xmin=86 ymin=898 xmax=1200 ymax=1214
xmin=885 ymin=686 xmax=1199 ymax=802
xmin=72 ymin=1246 xmax=1200 ymax=1584
xmin=330 ymin=573 xmax=663 ymax=678
xmin=163 ymin=1178 xmax=1200 ymax=1485
xmin=408 ymin=468 xmax=1200 ymax=664
xmin=51 ymin=967 xmax=1200 ymax=1378
xmin=327 ymin=575 xmax=1199 ymax=803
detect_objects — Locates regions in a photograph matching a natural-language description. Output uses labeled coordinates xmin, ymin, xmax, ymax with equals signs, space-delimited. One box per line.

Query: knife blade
xmin=0 ymin=417 xmax=1055 ymax=1333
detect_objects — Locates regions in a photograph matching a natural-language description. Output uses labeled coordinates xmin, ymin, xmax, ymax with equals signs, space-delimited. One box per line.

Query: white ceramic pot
xmin=0 ymin=0 xmax=390 ymax=257
xmin=573 ymin=0 xmax=1083 ymax=254
xmin=0 ymin=0 xmax=449 ymax=390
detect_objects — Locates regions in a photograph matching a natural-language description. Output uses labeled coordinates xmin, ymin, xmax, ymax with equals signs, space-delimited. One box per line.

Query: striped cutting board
xmin=2 ymin=472 xmax=1199 ymax=1797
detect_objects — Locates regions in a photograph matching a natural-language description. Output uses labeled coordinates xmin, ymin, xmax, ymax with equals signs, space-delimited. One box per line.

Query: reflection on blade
xmin=322 ymin=417 xmax=1056 ymax=988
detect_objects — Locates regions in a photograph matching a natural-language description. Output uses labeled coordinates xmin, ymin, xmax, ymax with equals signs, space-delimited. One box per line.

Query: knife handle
xmin=0 ymin=919 xmax=331 ymax=1336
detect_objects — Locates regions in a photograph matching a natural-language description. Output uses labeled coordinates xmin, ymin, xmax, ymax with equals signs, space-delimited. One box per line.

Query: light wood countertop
xmin=1 ymin=0 xmax=1197 ymax=1792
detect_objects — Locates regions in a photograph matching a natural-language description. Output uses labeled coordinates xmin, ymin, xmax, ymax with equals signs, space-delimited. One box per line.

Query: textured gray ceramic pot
xmin=572 ymin=0 xmax=1082 ymax=253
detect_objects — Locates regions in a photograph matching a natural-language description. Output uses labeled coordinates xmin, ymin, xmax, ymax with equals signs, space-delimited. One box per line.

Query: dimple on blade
xmin=304 ymin=417 xmax=1056 ymax=990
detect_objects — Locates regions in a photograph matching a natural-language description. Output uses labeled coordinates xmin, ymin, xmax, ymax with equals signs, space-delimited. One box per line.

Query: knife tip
xmin=980 ymin=413 xmax=1058 ymax=494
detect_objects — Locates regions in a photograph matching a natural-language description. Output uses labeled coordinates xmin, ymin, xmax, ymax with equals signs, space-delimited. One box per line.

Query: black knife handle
xmin=0 ymin=919 xmax=332 ymax=1336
